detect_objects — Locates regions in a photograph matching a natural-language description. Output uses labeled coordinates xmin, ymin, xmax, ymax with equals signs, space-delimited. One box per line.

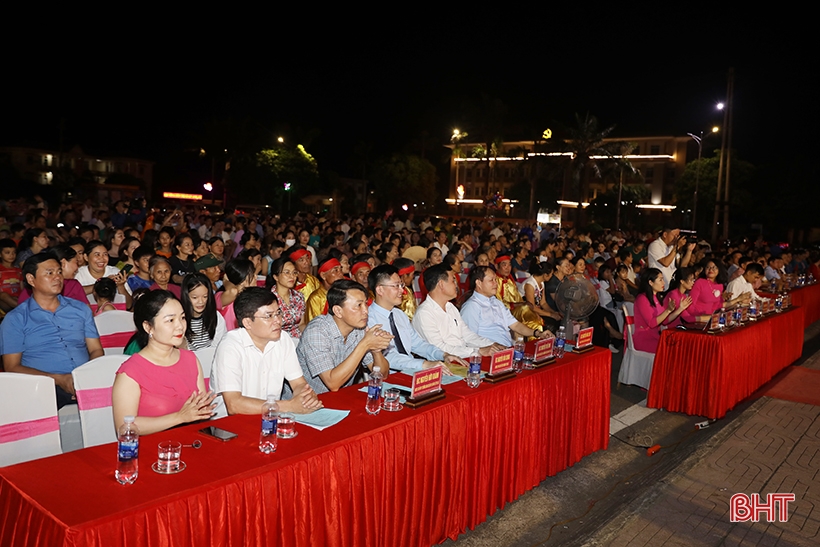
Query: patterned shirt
xmin=274 ymin=288 xmax=305 ymax=338
xmin=296 ymin=314 xmax=373 ymax=394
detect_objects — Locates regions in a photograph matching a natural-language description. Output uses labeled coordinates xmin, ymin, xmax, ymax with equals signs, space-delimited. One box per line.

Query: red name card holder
xmin=532 ymin=337 xmax=555 ymax=367
xmin=404 ymin=367 xmax=446 ymax=409
xmin=483 ymin=348 xmax=516 ymax=383
xmin=572 ymin=327 xmax=595 ymax=354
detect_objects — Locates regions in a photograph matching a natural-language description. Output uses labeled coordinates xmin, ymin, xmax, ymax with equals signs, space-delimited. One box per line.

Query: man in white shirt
xmin=647 ymin=227 xmax=694 ymax=290
xmin=433 ymin=231 xmax=450 ymax=256
xmin=412 ymin=265 xmax=505 ymax=358
xmin=726 ymin=263 xmax=763 ymax=301
xmin=211 ymin=287 xmax=322 ymax=417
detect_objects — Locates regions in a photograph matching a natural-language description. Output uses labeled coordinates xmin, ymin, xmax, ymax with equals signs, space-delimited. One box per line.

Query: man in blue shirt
xmin=0 ymin=254 xmax=103 ymax=408
xmin=367 ymin=265 xmax=466 ymax=373
xmin=461 ymin=266 xmax=549 ymax=346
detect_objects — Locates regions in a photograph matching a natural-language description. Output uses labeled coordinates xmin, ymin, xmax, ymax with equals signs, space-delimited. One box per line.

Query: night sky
xmin=3 ymin=11 xmax=811 ymax=194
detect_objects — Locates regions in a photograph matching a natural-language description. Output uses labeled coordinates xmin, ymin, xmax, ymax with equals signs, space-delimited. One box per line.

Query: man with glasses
xmin=210 ymin=287 xmax=322 ymax=416
xmin=412 ymin=265 xmax=505 ymax=358
xmin=367 ymin=264 xmax=466 ymax=373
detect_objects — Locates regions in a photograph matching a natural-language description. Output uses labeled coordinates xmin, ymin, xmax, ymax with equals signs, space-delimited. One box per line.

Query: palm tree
xmin=559 ymin=113 xmax=633 ymax=225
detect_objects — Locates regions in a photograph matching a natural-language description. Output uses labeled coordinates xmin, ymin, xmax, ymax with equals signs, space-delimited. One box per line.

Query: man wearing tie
xmin=367 ymin=264 xmax=465 ymax=373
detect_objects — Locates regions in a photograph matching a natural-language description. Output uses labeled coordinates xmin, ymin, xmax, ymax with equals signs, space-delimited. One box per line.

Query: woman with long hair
xmin=180 ymin=273 xmax=226 ymax=350
xmin=219 ymin=258 xmax=257 ymax=330
xmin=105 ymin=228 xmax=126 ymax=263
xmin=633 ymin=268 xmax=691 ymax=354
xmin=266 ymin=257 xmax=306 ymax=338
xmin=112 ymin=290 xmax=215 ymax=435
xmin=169 ymin=233 xmax=196 ymax=285
xmin=663 ymin=267 xmax=696 ymax=329
xmin=14 ymin=228 xmax=49 ymax=268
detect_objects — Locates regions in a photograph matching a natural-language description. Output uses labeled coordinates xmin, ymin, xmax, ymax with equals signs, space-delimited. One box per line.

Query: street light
xmin=687 ymin=126 xmax=719 ymax=230
xmin=277 ymin=136 xmax=284 ymax=144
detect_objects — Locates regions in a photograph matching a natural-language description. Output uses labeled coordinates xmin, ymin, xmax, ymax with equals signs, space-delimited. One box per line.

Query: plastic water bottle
xmin=513 ymin=337 xmax=525 ymax=373
xmin=718 ymin=308 xmax=726 ymax=328
xmin=259 ymin=396 xmax=279 ymax=454
xmin=365 ymin=366 xmax=384 ymax=415
xmin=775 ymin=294 xmax=783 ymax=313
xmin=733 ymin=306 xmax=742 ymax=325
xmin=749 ymin=299 xmax=758 ymax=320
xmin=466 ymin=352 xmax=482 ymax=388
xmin=115 ymin=416 xmax=139 ymax=485
xmin=555 ymin=326 xmax=566 ymax=359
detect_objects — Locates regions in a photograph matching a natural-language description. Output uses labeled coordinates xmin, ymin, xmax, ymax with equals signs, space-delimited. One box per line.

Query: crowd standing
xmin=1 ymin=196 xmax=817 ymax=431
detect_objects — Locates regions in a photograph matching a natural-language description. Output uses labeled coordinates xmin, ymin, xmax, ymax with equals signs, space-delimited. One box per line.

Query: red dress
xmin=117 ymin=350 xmax=200 ymax=418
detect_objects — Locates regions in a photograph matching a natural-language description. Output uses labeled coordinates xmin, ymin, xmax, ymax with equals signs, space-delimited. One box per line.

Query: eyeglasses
xmin=380 ymin=283 xmax=406 ymax=290
xmin=254 ymin=310 xmax=283 ymax=321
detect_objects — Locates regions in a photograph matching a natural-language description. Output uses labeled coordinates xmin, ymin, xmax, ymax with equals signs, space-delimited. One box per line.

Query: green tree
xmin=675 ymin=153 xmax=755 ymax=237
xmin=370 ymin=153 xmax=437 ymax=211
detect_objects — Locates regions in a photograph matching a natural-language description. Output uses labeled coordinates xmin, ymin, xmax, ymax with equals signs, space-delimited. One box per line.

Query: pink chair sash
xmin=76 ymin=387 xmax=113 ymax=411
xmin=0 ymin=416 xmax=59 ymax=443
xmin=113 ymin=302 xmax=127 ymax=311
xmin=100 ymin=332 xmax=133 ymax=348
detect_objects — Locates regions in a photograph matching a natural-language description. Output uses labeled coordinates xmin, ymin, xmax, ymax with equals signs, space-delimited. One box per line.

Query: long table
xmin=0 ymin=348 xmax=610 ymax=547
xmin=647 ymin=306 xmax=804 ymax=419
xmin=788 ymin=284 xmax=820 ymax=328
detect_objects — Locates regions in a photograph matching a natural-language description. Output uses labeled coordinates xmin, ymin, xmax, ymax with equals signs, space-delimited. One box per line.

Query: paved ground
xmin=445 ymin=323 xmax=820 ymax=547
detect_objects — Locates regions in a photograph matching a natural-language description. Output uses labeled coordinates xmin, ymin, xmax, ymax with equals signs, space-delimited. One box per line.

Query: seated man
xmin=297 ymin=279 xmax=392 ymax=394
xmin=289 ymin=246 xmax=321 ymax=302
xmin=494 ymin=255 xmax=523 ymax=310
xmin=210 ymin=287 xmax=322 ymax=417
xmin=0 ymin=253 xmax=103 ymax=408
xmin=726 ymin=262 xmax=764 ymax=302
xmin=305 ymin=257 xmax=346 ymax=322
xmin=413 ymin=264 xmax=506 ymax=358
xmin=368 ymin=264 xmax=465 ymax=373
xmin=461 ymin=266 xmax=551 ymax=347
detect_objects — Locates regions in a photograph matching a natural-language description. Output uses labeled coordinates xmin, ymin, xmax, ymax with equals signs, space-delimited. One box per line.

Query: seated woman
xmin=148 ymin=256 xmax=181 ymax=298
xmin=681 ymin=259 xmax=749 ymax=323
xmin=663 ymin=267 xmax=696 ymax=329
xmin=633 ymin=268 xmax=691 ymax=354
xmin=180 ymin=273 xmax=227 ymax=350
xmin=515 ymin=261 xmax=560 ymax=334
xmin=266 ymin=257 xmax=306 ymax=338
xmin=219 ymin=258 xmax=257 ymax=330
xmin=112 ymin=290 xmax=215 ymax=435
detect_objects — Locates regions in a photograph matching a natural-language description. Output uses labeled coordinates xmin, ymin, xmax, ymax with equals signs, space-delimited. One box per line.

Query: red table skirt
xmin=648 ymin=306 xmax=804 ymax=419
xmin=0 ymin=350 xmax=610 ymax=547
xmin=789 ymin=284 xmax=820 ymax=328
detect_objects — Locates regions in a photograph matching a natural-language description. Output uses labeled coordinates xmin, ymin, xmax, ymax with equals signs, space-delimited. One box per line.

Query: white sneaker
xmin=609 ymin=344 xmax=620 ymax=353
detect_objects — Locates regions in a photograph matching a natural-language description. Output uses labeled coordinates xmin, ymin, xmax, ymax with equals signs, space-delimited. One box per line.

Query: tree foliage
xmin=674 ymin=153 xmax=755 ymax=236
xmin=370 ymin=153 xmax=437 ymax=210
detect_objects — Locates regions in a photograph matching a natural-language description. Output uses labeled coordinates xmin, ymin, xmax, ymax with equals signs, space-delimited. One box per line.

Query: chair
xmin=95 ymin=310 xmax=136 ymax=355
xmin=0 ymin=374 xmax=62 ymax=466
xmin=72 ymin=355 xmax=129 ymax=447
xmin=194 ymin=346 xmax=217 ymax=391
xmin=617 ymin=303 xmax=656 ymax=390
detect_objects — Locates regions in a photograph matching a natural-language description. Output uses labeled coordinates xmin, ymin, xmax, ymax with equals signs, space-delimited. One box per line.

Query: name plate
xmin=576 ymin=327 xmax=594 ymax=349
xmin=709 ymin=314 xmax=721 ymax=330
xmin=411 ymin=367 xmax=443 ymax=399
xmin=534 ymin=338 xmax=554 ymax=362
xmin=488 ymin=348 xmax=514 ymax=376
xmin=410 ymin=366 xmax=442 ymax=399
xmin=741 ymin=307 xmax=749 ymax=322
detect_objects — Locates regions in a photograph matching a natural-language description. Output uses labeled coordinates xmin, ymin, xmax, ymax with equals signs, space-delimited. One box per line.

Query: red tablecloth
xmin=648 ymin=306 xmax=804 ymax=419
xmin=0 ymin=350 xmax=611 ymax=547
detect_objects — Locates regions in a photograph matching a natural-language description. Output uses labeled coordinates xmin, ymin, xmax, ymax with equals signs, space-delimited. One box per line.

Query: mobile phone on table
xmin=198 ymin=426 xmax=238 ymax=442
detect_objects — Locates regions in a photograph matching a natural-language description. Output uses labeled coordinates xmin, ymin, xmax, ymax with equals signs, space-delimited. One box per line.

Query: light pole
xmin=712 ymin=69 xmax=734 ymax=243
xmin=686 ymin=126 xmax=719 ymax=230
xmin=451 ymin=129 xmax=467 ymax=217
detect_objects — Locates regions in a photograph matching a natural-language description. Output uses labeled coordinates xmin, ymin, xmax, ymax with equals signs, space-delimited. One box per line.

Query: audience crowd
xmin=1 ymin=196 xmax=818 ymax=431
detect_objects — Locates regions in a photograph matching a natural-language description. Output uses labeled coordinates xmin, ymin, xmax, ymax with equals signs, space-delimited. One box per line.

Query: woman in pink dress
xmin=633 ymin=268 xmax=691 ymax=354
xmin=681 ymin=260 xmax=748 ymax=323
xmin=663 ymin=267 xmax=696 ymax=328
xmin=112 ymin=290 xmax=215 ymax=435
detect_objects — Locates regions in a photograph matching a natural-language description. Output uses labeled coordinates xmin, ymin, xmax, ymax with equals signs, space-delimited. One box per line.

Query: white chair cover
xmin=618 ymin=303 xmax=656 ymax=390
xmin=194 ymin=346 xmax=217 ymax=391
xmin=95 ymin=310 xmax=136 ymax=355
xmin=72 ymin=355 xmax=129 ymax=447
xmin=0 ymin=374 xmax=62 ymax=466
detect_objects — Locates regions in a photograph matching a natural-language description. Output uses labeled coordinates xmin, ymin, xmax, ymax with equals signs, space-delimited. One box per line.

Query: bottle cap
xmin=373 ymin=366 xmax=381 ymax=373
xmin=124 ymin=416 xmax=135 ymax=423
xmin=266 ymin=395 xmax=277 ymax=403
